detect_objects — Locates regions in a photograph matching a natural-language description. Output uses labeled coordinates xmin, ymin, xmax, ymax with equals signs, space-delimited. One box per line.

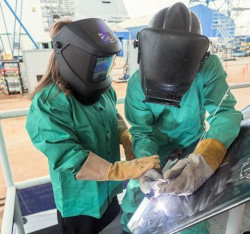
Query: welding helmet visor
xmin=139 ymin=28 xmax=209 ymax=107
xmin=52 ymin=18 xmax=121 ymax=104
xmin=137 ymin=3 xmax=209 ymax=107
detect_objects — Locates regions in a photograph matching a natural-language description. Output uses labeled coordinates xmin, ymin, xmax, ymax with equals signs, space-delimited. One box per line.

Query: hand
xmin=117 ymin=114 xmax=135 ymax=161
xmin=155 ymin=138 xmax=226 ymax=196
xmin=76 ymin=152 xmax=161 ymax=181
xmin=108 ymin=155 xmax=161 ymax=181
xmin=155 ymin=153 xmax=214 ymax=196
xmin=120 ymin=129 xmax=135 ymax=161
xmin=139 ymin=169 xmax=163 ymax=194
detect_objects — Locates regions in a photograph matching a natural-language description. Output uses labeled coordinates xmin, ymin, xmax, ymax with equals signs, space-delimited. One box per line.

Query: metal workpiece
xmin=128 ymin=105 xmax=250 ymax=234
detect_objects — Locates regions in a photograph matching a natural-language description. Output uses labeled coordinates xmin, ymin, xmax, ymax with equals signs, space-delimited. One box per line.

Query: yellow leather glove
xmin=194 ymin=138 xmax=227 ymax=171
xmin=155 ymin=138 xmax=226 ymax=196
xmin=75 ymin=152 xmax=161 ymax=181
xmin=117 ymin=113 xmax=135 ymax=161
xmin=120 ymin=129 xmax=135 ymax=161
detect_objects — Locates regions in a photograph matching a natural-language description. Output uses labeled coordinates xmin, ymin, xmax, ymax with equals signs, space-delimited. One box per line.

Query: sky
xmin=123 ymin=0 xmax=189 ymax=18
xmin=123 ymin=0 xmax=250 ymax=18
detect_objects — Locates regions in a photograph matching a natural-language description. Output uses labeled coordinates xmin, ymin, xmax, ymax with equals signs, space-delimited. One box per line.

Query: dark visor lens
xmin=93 ymin=55 xmax=116 ymax=81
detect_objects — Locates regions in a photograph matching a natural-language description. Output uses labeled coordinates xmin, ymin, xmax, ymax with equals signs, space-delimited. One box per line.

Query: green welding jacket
xmin=26 ymin=84 xmax=122 ymax=218
xmin=125 ymin=54 xmax=243 ymax=163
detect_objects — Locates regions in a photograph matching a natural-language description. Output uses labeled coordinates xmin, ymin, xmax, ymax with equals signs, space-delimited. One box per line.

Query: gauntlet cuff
xmin=194 ymin=138 xmax=227 ymax=171
xmin=75 ymin=152 xmax=111 ymax=181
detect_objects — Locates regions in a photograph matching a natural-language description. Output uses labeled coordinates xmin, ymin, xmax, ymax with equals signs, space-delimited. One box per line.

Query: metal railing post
xmin=225 ymin=204 xmax=245 ymax=234
xmin=230 ymin=82 xmax=250 ymax=89
xmin=1 ymin=186 xmax=15 ymax=234
xmin=0 ymin=121 xmax=25 ymax=234
xmin=14 ymin=194 xmax=25 ymax=234
xmin=0 ymin=121 xmax=14 ymax=187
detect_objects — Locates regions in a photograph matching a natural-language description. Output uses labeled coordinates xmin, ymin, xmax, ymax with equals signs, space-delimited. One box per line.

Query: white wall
xmin=22 ymin=49 xmax=53 ymax=93
xmin=74 ymin=0 xmax=130 ymax=22
xmin=124 ymin=40 xmax=139 ymax=77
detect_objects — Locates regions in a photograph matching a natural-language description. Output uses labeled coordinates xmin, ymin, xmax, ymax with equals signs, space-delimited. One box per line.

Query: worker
xmin=25 ymin=19 xmax=160 ymax=234
xmin=121 ymin=2 xmax=242 ymax=233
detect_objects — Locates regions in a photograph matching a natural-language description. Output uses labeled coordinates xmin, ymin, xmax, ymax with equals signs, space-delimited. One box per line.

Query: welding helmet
xmin=52 ymin=18 xmax=121 ymax=105
xmin=135 ymin=2 xmax=210 ymax=107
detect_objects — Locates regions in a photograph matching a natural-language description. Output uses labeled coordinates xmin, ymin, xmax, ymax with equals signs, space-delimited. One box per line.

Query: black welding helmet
xmin=52 ymin=18 xmax=121 ymax=105
xmin=136 ymin=2 xmax=210 ymax=107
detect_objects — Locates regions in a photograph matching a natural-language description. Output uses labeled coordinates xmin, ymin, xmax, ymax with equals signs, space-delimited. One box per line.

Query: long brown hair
xmin=29 ymin=20 xmax=72 ymax=99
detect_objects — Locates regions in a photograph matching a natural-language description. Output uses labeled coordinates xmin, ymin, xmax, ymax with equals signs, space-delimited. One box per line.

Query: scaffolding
xmin=211 ymin=10 xmax=235 ymax=45
xmin=0 ymin=0 xmax=39 ymax=59
xmin=190 ymin=0 xmax=250 ymax=58
xmin=40 ymin=0 xmax=74 ymax=31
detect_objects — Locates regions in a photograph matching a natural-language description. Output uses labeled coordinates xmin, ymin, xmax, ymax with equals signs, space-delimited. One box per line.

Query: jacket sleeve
xmin=202 ymin=55 xmax=243 ymax=148
xmin=125 ymin=71 xmax=158 ymax=157
xmin=26 ymin=97 xmax=89 ymax=174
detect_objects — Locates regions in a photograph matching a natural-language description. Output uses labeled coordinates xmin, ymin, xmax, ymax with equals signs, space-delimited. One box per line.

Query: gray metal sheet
xmin=128 ymin=105 xmax=250 ymax=234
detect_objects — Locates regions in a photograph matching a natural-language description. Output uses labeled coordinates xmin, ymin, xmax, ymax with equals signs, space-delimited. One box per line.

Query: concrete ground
xmin=0 ymin=56 xmax=250 ymax=232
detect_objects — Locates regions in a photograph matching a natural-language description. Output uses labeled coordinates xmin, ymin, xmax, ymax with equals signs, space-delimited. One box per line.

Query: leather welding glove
xmin=117 ymin=113 xmax=135 ymax=161
xmin=75 ymin=152 xmax=161 ymax=181
xmin=155 ymin=139 xmax=226 ymax=196
xmin=139 ymin=169 xmax=163 ymax=194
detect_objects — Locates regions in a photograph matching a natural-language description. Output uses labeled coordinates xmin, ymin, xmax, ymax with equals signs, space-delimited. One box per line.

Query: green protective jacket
xmin=26 ymin=84 xmax=122 ymax=218
xmin=121 ymin=54 xmax=243 ymax=233
xmin=125 ymin=54 xmax=242 ymax=163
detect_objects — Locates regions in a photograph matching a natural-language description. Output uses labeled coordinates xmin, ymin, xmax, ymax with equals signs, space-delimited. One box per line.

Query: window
xmin=42 ymin=43 xmax=49 ymax=49
xmin=37 ymin=75 xmax=43 ymax=81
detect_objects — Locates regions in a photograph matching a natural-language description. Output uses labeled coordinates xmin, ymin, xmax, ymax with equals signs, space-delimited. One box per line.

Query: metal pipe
xmin=225 ymin=204 xmax=245 ymax=234
xmin=15 ymin=176 xmax=51 ymax=189
xmin=0 ymin=123 xmax=25 ymax=234
xmin=1 ymin=186 xmax=16 ymax=234
xmin=229 ymin=82 xmax=250 ymax=89
xmin=14 ymin=193 xmax=25 ymax=234
xmin=0 ymin=108 xmax=29 ymax=120
xmin=11 ymin=0 xmax=18 ymax=56
xmin=0 ymin=122 xmax=25 ymax=233
xmin=0 ymin=35 xmax=7 ymax=57
xmin=3 ymin=0 xmax=40 ymax=49
xmin=0 ymin=2 xmax=13 ymax=56
xmin=1 ymin=83 xmax=250 ymax=119
xmin=0 ymin=98 xmax=120 ymax=120
xmin=17 ymin=0 xmax=23 ymax=59
xmin=117 ymin=97 xmax=125 ymax=104
xmin=0 ymin=98 xmax=125 ymax=119
xmin=0 ymin=121 xmax=14 ymax=187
